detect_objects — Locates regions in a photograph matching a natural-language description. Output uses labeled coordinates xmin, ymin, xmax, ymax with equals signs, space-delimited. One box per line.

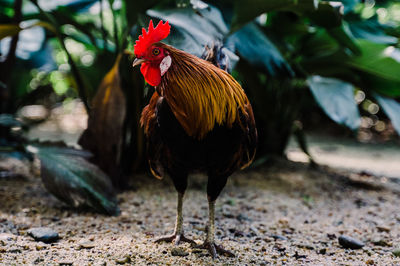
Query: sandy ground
xmin=3 ymin=101 xmax=399 ymax=264
xmin=286 ymin=134 xmax=400 ymax=179
xmin=1 ymin=159 xmax=400 ymax=265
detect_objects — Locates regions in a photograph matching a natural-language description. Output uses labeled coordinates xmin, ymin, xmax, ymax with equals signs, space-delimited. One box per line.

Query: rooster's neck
xmin=158 ymin=45 xmax=248 ymax=139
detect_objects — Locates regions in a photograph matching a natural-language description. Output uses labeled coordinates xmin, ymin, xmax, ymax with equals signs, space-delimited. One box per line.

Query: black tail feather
xmin=201 ymin=43 xmax=231 ymax=73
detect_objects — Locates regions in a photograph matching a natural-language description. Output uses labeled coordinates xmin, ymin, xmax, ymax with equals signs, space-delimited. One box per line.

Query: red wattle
xmin=141 ymin=63 xmax=161 ymax=87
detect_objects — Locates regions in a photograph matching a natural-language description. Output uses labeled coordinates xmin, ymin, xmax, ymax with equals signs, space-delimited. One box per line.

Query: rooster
xmin=133 ymin=20 xmax=257 ymax=258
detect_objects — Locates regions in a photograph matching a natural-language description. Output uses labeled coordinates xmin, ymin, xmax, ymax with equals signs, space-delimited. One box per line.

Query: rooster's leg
xmin=197 ymin=200 xmax=235 ymax=259
xmin=155 ymin=192 xmax=195 ymax=245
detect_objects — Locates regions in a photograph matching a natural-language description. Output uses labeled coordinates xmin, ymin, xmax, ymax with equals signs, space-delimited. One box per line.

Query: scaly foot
xmin=155 ymin=233 xmax=196 ymax=246
xmin=197 ymin=240 xmax=235 ymax=259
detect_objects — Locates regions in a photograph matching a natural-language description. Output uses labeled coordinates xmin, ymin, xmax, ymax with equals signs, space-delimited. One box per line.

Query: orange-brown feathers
xmin=142 ymin=43 xmax=250 ymax=139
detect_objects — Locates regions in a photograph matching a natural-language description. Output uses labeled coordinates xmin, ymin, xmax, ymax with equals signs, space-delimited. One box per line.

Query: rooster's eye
xmin=152 ymin=48 xmax=160 ymax=56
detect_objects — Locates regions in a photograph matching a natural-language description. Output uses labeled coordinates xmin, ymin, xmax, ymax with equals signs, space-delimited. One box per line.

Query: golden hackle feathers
xmin=155 ymin=43 xmax=249 ymax=139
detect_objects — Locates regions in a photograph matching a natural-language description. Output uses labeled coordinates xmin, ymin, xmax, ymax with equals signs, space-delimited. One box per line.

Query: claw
xmin=196 ymin=241 xmax=235 ymax=259
xmin=155 ymin=233 xmax=196 ymax=246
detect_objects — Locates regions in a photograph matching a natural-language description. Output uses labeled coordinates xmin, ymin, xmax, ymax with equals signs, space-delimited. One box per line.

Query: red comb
xmin=134 ymin=20 xmax=171 ymax=58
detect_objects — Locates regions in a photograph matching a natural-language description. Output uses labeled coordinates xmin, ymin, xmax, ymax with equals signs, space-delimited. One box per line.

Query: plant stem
xmin=0 ymin=0 xmax=23 ymax=114
xmin=107 ymin=0 xmax=120 ymax=55
xmin=29 ymin=0 xmax=91 ymax=113
xmin=99 ymin=0 xmax=108 ymax=51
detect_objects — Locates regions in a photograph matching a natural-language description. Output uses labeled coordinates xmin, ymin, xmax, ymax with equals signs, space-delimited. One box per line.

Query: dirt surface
xmin=1 ymin=159 xmax=400 ymax=265
xmin=287 ymin=134 xmax=400 ymax=179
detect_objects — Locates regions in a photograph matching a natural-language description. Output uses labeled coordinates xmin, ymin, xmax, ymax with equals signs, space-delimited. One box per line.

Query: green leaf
xmin=307 ymin=1 xmax=344 ymax=29
xmin=0 ymin=114 xmax=23 ymax=128
xmin=346 ymin=40 xmax=400 ymax=97
xmin=347 ymin=14 xmax=398 ymax=44
xmin=123 ymin=0 xmax=161 ymax=29
xmin=147 ymin=5 xmax=228 ymax=56
xmin=301 ymin=38 xmax=400 ymax=97
xmin=50 ymin=8 xmax=100 ymax=47
xmin=230 ymin=0 xmax=318 ymax=32
xmin=308 ymin=75 xmax=360 ymax=130
xmin=30 ymin=145 xmax=120 ymax=216
xmin=29 ymin=1 xmax=92 ymax=111
xmin=63 ymin=0 xmax=97 ymax=12
xmin=327 ymin=24 xmax=361 ymax=54
xmin=374 ymin=94 xmax=400 ymax=136
xmin=336 ymin=0 xmax=360 ymax=14
xmin=227 ymin=22 xmax=293 ymax=76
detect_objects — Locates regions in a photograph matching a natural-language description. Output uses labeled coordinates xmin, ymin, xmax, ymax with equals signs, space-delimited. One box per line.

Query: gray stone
xmin=392 ymin=248 xmax=400 ymax=257
xmin=338 ymin=235 xmax=364 ymax=249
xmin=171 ymin=247 xmax=189 ymax=256
xmin=27 ymin=227 xmax=59 ymax=243
xmin=58 ymin=261 xmax=73 ymax=266
xmin=77 ymin=241 xmax=95 ymax=249
xmin=115 ymin=255 xmax=131 ymax=264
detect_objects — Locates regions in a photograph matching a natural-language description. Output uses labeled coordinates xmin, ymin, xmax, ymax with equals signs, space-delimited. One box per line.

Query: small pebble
xmin=36 ymin=245 xmax=46 ymax=251
xmin=116 ymin=255 xmax=131 ymax=264
xmin=58 ymin=261 xmax=73 ymax=266
xmin=191 ymin=248 xmax=204 ymax=254
xmin=327 ymin=233 xmax=336 ymax=240
xmin=77 ymin=241 xmax=95 ymax=249
xmin=236 ymin=213 xmax=251 ymax=222
xmin=292 ymin=251 xmax=307 ymax=259
xmin=234 ymin=230 xmax=245 ymax=237
xmin=171 ymin=247 xmax=189 ymax=256
xmin=318 ymin=248 xmax=327 ymax=255
xmin=372 ymin=239 xmax=391 ymax=247
xmin=365 ymin=259 xmax=374 ymax=265
xmin=33 ymin=257 xmax=44 ymax=264
xmin=27 ymin=227 xmax=59 ymax=243
xmin=250 ymin=226 xmax=261 ymax=236
xmin=270 ymin=235 xmax=287 ymax=241
xmin=338 ymin=235 xmax=365 ymax=249
xmin=392 ymin=248 xmax=400 ymax=257
xmin=376 ymin=226 xmax=390 ymax=233
xmin=8 ymin=248 xmax=21 ymax=253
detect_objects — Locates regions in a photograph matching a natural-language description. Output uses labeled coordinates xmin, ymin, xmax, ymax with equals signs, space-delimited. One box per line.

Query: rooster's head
xmin=132 ymin=20 xmax=171 ymax=86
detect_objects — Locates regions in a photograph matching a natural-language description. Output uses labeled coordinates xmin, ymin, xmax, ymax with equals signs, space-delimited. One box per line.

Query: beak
xmin=132 ymin=58 xmax=146 ymax=67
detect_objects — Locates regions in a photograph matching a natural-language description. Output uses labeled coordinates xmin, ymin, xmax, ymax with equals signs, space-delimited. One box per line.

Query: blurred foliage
xmin=0 ymin=0 xmax=400 ymax=207
xmin=32 ymin=143 xmax=120 ymax=216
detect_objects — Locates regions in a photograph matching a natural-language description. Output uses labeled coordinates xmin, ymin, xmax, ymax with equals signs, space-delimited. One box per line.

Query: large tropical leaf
xmin=327 ymin=24 xmax=360 ymax=54
xmin=302 ymin=38 xmax=400 ymax=98
xmin=346 ymin=40 xmax=400 ymax=97
xmin=308 ymin=75 xmax=360 ymax=130
xmin=78 ymin=55 xmax=126 ymax=185
xmin=346 ymin=14 xmax=398 ymax=45
xmin=337 ymin=0 xmax=360 ymax=14
xmin=147 ymin=4 xmax=228 ymax=56
xmin=63 ymin=0 xmax=98 ymax=12
xmin=29 ymin=144 xmax=120 ymax=216
xmin=0 ymin=114 xmax=23 ymax=128
xmin=374 ymin=94 xmax=400 ymax=136
xmin=306 ymin=1 xmax=343 ymax=29
xmin=230 ymin=0 xmax=318 ymax=32
xmin=227 ymin=22 xmax=293 ymax=76
xmin=123 ymin=0 xmax=162 ymax=29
